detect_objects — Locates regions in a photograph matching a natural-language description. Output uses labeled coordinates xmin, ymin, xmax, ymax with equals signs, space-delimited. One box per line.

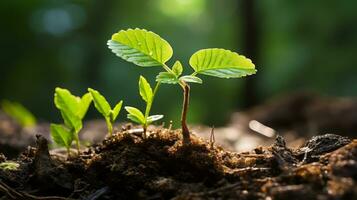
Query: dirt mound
xmin=0 ymin=126 xmax=356 ymax=199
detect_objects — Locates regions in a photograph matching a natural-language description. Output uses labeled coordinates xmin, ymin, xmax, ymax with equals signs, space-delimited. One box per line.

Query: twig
xmin=168 ymin=120 xmax=173 ymax=131
xmin=189 ymin=183 xmax=240 ymax=197
xmin=0 ymin=181 xmax=72 ymax=200
xmin=210 ymin=126 xmax=215 ymax=150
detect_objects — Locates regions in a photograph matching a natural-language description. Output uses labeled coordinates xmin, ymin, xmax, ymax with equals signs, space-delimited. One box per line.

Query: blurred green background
xmin=1 ymin=0 xmax=357 ymax=127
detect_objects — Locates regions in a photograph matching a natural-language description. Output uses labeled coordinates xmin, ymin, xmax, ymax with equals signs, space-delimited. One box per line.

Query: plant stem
xmin=163 ymin=63 xmax=191 ymax=143
xmin=163 ymin=64 xmax=174 ymax=74
xmin=143 ymin=81 xmax=161 ymax=138
xmin=106 ymin=118 xmax=113 ymax=137
xmin=181 ymin=82 xmax=190 ymax=143
xmin=74 ymin=131 xmax=80 ymax=154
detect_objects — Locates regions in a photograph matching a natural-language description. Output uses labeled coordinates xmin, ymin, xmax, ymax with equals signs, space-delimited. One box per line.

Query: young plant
xmin=88 ymin=88 xmax=123 ymax=137
xmin=125 ymin=76 xmax=163 ymax=138
xmin=1 ymin=100 xmax=37 ymax=127
xmin=108 ymin=28 xmax=256 ymax=143
xmin=50 ymin=87 xmax=92 ymax=154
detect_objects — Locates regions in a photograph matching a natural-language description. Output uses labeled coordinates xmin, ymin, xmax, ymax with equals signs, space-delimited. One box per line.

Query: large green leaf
xmin=50 ymin=123 xmax=73 ymax=148
xmin=108 ymin=28 xmax=173 ymax=67
xmin=125 ymin=106 xmax=145 ymax=125
xmin=88 ymin=88 xmax=111 ymax=117
xmin=139 ymin=76 xmax=153 ymax=103
xmin=189 ymin=48 xmax=256 ymax=78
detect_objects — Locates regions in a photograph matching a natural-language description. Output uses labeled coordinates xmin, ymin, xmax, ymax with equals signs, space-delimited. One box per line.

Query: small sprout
xmin=88 ymin=88 xmax=123 ymax=137
xmin=0 ymin=161 xmax=20 ymax=171
xmin=108 ymin=28 xmax=256 ymax=143
xmin=125 ymin=76 xmax=163 ymax=138
xmin=1 ymin=100 xmax=37 ymax=127
xmin=50 ymin=124 xmax=73 ymax=154
xmin=50 ymin=87 xmax=92 ymax=154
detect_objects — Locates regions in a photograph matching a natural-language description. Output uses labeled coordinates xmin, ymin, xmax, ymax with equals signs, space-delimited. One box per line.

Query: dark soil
xmin=0 ymin=124 xmax=356 ymax=200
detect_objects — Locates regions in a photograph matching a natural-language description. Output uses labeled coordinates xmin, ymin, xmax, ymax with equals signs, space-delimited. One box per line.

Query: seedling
xmin=88 ymin=88 xmax=123 ymax=137
xmin=108 ymin=28 xmax=256 ymax=143
xmin=1 ymin=100 xmax=37 ymax=127
xmin=125 ymin=76 xmax=163 ymax=138
xmin=50 ymin=87 xmax=92 ymax=154
xmin=0 ymin=161 xmax=19 ymax=171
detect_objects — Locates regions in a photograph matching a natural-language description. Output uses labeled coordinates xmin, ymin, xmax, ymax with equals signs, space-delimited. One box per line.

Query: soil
xmin=0 ymin=124 xmax=356 ymax=200
xmin=1 ymin=93 xmax=357 ymax=199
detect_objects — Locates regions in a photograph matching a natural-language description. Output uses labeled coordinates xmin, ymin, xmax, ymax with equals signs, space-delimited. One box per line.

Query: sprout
xmin=50 ymin=87 xmax=92 ymax=154
xmin=125 ymin=76 xmax=163 ymax=138
xmin=88 ymin=88 xmax=123 ymax=137
xmin=108 ymin=28 xmax=256 ymax=143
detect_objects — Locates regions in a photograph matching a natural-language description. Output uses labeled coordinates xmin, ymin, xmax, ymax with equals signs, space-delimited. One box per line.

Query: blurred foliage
xmin=0 ymin=0 xmax=357 ymax=127
xmin=1 ymin=100 xmax=37 ymax=127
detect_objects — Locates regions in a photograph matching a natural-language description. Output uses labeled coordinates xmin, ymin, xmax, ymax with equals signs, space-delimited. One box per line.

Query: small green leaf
xmin=179 ymin=75 xmax=203 ymax=84
xmin=111 ymin=100 xmax=123 ymax=121
xmin=88 ymin=88 xmax=111 ymax=117
xmin=78 ymin=93 xmax=92 ymax=119
xmin=139 ymin=76 xmax=153 ymax=103
xmin=60 ymin=111 xmax=82 ymax=134
xmin=1 ymin=100 xmax=37 ymax=127
xmin=189 ymin=48 xmax=256 ymax=78
xmin=125 ymin=106 xmax=145 ymax=124
xmin=172 ymin=60 xmax=183 ymax=76
xmin=156 ymin=72 xmax=179 ymax=84
xmin=0 ymin=161 xmax=19 ymax=171
xmin=54 ymin=88 xmax=87 ymax=133
xmin=108 ymin=28 xmax=173 ymax=67
xmin=147 ymin=115 xmax=164 ymax=124
xmin=54 ymin=88 xmax=79 ymax=115
xmin=50 ymin=123 xmax=73 ymax=148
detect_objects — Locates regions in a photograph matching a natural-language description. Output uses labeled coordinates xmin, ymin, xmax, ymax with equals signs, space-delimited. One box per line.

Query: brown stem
xmin=181 ymin=83 xmax=190 ymax=143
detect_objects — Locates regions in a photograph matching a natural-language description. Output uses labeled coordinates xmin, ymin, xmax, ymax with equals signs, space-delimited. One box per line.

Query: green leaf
xmin=54 ymin=88 xmax=79 ymax=115
xmin=125 ymin=106 xmax=145 ymax=125
xmin=189 ymin=48 xmax=256 ymax=78
xmin=60 ymin=110 xmax=82 ymax=134
xmin=0 ymin=161 xmax=19 ymax=171
xmin=156 ymin=72 xmax=179 ymax=84
xmin=179 ymin=75 xmax=203 ymax=84
xmin=78 ymin=93 xmax=92 ymax=119
xmin=108 ymin=28 xmax=173 ymax=67
xmin=172 ymin=60 xmax=183 ymax=76
xmin=111 ymin=100 xmax=123 ymax=121
xmin=1 ymin=100 xmax=36 ymax=127
xmin=147 ymin=115 xmax=164 ymax=124
xmin=50 ymin=123 xmax=73 ymax=148
xmin=139 ymin=76 xmax=153 ymax=103
xmin=88 ymin=88 xmax=111 ymax=117
xmin=54 ymin=88 xmax=88 ymax=132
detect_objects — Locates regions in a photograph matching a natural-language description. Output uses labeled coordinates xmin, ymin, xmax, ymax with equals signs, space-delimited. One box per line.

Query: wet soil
xmin=0 ymin=125 xmax=356 ymax=200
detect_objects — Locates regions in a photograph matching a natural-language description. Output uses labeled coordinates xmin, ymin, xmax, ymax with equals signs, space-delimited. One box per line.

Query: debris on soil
xmin=194 ymin=92 xmax=357 ymax=152
xmin=233 ymin=92 xmax=357 ymax=138
xmin=0 ymin=125 xmax=356 ymax=199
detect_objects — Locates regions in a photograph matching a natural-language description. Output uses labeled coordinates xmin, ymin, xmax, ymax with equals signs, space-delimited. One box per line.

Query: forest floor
xmin=1 ymin=92 xmax=357 ymax=199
